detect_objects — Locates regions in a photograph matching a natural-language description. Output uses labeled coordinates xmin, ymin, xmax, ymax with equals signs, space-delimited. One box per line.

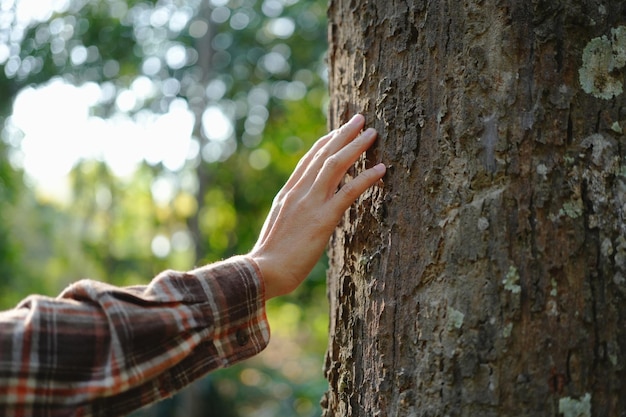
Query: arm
xmin=0 ymin=114 xmax=385 ymax=415
xmin=0 ymin=256 xmax=268 ymax=416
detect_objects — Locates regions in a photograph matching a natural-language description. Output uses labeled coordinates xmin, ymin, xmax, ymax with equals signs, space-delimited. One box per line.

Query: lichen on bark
xmin=579 ymin=25 xmax=626 ymax=99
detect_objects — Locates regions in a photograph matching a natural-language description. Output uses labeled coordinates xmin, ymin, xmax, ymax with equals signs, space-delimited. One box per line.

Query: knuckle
xmin=280 ymin=189 xmax=297 ymax=204
xmin=273 ymin=188 xmax=298 ymax=209
xmin=272 ymin=189 xmax=288 ymax=205
xmin=322 ymin=154 xmax=342 ymax=171
xmin=314 ymin=146 xmax=331 ymax=161
xmin=338 ymin=180 xmax=358 ymax=200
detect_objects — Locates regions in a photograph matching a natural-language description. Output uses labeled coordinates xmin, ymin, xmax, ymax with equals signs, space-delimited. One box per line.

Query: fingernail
xmin=373 ymin=163 xmax=386 ymax=174
xmin=348 ymin=114 xmax=364 ymax=126
xmin=362 ymin=127 xmax=377 ymax=138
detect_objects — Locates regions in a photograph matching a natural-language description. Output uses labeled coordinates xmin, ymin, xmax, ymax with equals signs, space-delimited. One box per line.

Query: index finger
xmin=314 ymin=127 xmax=379 ymax=198
xmin=295 ymin=114 xmax=366 ymax=191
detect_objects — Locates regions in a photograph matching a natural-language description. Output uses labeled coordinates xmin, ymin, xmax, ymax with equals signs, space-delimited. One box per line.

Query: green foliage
xmin=0 ymin=139 xmax=22 ymax=306
xmin=0 ymin=0 xmax=329 ymax=415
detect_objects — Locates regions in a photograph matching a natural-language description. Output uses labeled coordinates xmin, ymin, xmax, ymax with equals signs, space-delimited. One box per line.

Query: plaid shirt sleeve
xmin=0 ymin=255 xmax=270 ymax=417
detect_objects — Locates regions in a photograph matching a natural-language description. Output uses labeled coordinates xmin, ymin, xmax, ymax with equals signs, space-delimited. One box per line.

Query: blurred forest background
xmin=0 ymin=0 xmax=330 ymax=415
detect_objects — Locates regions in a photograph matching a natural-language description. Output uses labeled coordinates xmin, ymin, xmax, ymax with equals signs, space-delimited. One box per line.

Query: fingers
xmin=280 ymin=130 xmax=334 ymax=194
xmin=290 ymin=114 xmax=364 ymax=186
xmin=326 ymin=114 xmax=366 ymax=154
xmin=294 ymin=115 xmax=367 ymax=191
xmin=333 ymin=163 xmax=386 ymax=210
xmin=315 ymin=126 xmax=379 ymax=196
xmin=255 ymin=116 xmax=363 ymax=246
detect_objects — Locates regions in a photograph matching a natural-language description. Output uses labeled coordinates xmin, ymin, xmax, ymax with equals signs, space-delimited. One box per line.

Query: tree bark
xmin=322 ymin=1 xmax=626 ymax=416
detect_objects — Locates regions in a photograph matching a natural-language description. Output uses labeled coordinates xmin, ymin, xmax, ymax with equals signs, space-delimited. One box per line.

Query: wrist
xmin=247 ymin=254 xmax=281 ymax=300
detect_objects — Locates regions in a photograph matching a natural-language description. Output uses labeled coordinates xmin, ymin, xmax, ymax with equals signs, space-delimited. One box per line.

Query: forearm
xmin=0 ymin=256 xmax=269 ymax=417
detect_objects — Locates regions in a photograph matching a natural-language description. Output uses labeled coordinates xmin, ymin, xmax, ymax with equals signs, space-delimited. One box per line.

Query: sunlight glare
xmin=15 ymin=0 xmax=70 ymax=24
xmin=201 ymin=106 xmax=233 ymax=141
xmin=10 ymin=79 xmax=196 ymax=200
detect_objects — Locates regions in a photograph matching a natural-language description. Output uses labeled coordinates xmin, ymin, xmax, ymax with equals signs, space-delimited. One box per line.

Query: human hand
xmin=249 ymin=114 xmax=386 ymax=299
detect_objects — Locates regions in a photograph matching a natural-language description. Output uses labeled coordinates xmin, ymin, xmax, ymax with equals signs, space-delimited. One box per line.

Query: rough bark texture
xmin=322 ymin=1 xmax=626 ymax=416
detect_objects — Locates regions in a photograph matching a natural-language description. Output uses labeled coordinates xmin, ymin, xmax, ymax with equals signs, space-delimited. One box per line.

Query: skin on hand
xmin=248 ymin=114 xmax=386 ymax=299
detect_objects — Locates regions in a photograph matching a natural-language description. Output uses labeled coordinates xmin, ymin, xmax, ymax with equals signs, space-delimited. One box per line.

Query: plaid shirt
xmin=0 ymin=256 xmax=270 ymax=417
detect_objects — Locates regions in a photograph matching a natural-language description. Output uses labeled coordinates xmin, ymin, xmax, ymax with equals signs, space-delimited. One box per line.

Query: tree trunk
xmin=322 ymin=1 xmax=626 ymax=416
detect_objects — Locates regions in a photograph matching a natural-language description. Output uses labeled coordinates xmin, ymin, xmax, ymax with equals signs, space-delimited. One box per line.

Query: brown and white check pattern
xmin=0 ymin=256 xmax=269 ymax=417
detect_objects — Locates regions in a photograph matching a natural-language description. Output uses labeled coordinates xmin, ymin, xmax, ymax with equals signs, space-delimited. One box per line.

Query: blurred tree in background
xmin=0 ymin=0 xmax=329 ymax=415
